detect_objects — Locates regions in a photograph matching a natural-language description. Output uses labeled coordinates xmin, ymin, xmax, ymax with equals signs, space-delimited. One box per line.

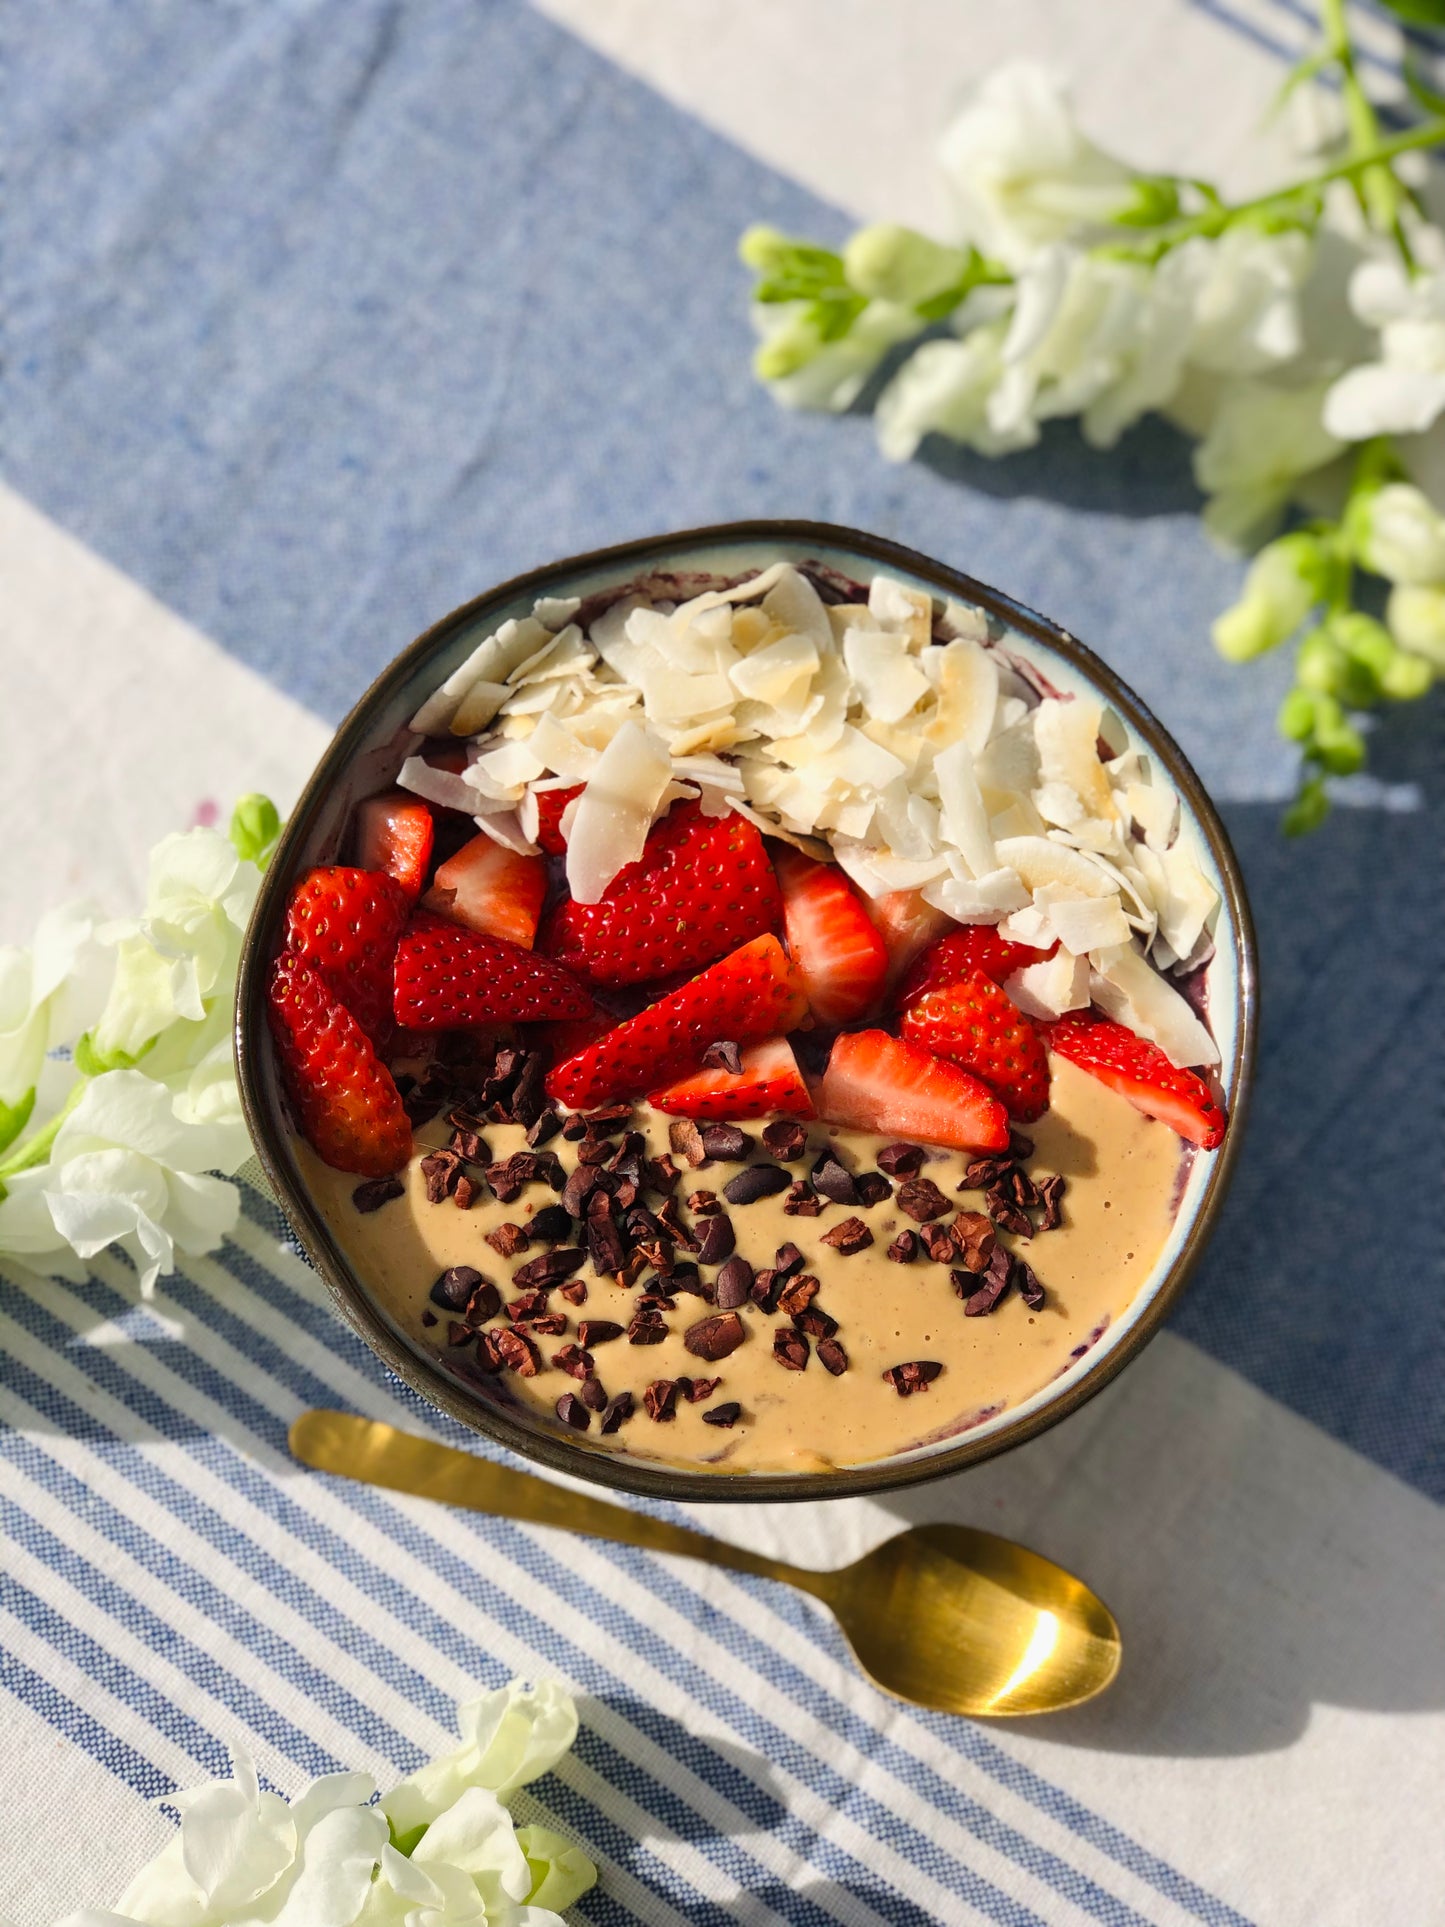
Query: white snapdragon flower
xmin=1168 ymin=226 xmax=1312 ymax=376
xmin=93 ymin=829 xmax=260 ymax=1063
xmin=937 ymin=64 xmax=1136 ymax=269
xmin=751 ymin=297 xmax=926 ymax=412
xmin=874 ymin=314 xmax=1024 ymax=460
xmin=1193 ymin=377 xmax=1344 ymax=545
xmin=1324 ymin=258 xmax=1445 ymax=439
xmin=0 ymin=902 xmax=108 ymax=1110
xmin=1349 ymin=480 xmax=1445 ymax=583
xmin=382 ymin=1683 xmax=579 ymax=1840
xmin=1386 ymin=582 xmax=1445 ymax=667
xmin=359 ymin=1791 xmax=573 ymax=1926
xmin=0 ymin=1070 xmax=242 ymax=1292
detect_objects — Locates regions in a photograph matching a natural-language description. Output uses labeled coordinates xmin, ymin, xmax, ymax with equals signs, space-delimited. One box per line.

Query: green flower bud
xmin=842 ymin=225 xmax=976 ymax=309
xmin=230 ymin=793 xmax=282 ymax=869
xmin=1387 ymin=583 xmax=1445 ymax=669
xmin=1379 ymin=650 xmax=1434 ymax=700
xmin=1277 ymin=685 xmax=1319 ymax=741
xmin=1346 ymin=481 xmax=1445 ymax=585
xmin=1282 ymin=776 xmax=1331 ymax=838
xmin=1112 ymin=175 xmax=1183 ymax=228
xmin=1312 ymin=709 xmax=1366 ymax=775
xmin=1296 ymin=624 xmax=1379 ymax=709
xmin=1213 ymin=533 xmax=1328 ymax=662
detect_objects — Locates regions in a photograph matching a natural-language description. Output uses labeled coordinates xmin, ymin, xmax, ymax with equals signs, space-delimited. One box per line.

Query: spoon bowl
xmin=291 ymin=1410 xmax=1121 ymax=1718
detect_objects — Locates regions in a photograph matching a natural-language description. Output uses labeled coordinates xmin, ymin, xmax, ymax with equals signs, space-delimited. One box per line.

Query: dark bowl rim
xmin=235 ymin=517 xmax=1258 ymax=1504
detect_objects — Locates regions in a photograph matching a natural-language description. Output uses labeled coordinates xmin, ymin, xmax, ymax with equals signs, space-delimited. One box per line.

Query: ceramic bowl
xmin=235 ymin=521 xmax=1256 ymax=1502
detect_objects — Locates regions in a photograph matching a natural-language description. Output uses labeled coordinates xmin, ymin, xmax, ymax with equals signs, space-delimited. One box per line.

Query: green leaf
xmin=1378 ymin=0 xmax=1445 ymax=25
xmin=0 ymin=1089 xmax=36 ymax=1160
xmin=1283 ymin=775 xmax=1331 ymax=837
xmin=229 ymin=793 xmax=282 ymax=870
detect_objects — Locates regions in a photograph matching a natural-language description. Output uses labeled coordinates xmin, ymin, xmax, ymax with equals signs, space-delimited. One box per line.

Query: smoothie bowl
xmin=235 ymin=522 xmax=1255 ymax=1502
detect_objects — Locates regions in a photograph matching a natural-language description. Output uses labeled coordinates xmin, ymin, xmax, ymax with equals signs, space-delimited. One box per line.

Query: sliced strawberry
xmin=1048 ymin=1013 xmax=1226 ymax=1149
xmin=354 ymin=791 xmax=435 ymax=898
xmin=282 ymin=866 xmax=410 ymax=1044
xmin=899 ymin=925 xmax=1055 ymax=1008
xmin=775 ymin=850 xmax=888 ymax=1027
xmin=649 ymin=1036 xmax=814 ymax=1120
xmin=866 ymin=888 xmax=956 ymax=986
xmin=423 ymin=833 xmax=546 ymax=949
xmin=532 ymin=784 xmax=583 ymax=855
xmin=816 ymin=1028 xmax=1009 ymax=1154
xmin=394 ymin=910 xmax=592 ymax=1027
xmin=537 ymin=1002 xmax=617 ymax=1066
xmin=541 ymin=800 xmax=782 ymax=987
xmin=545 ymin=934 xmax=805 ymax=1110
xmin=900 ymin=968 xmax=1051 ymax=1121
xmin=267 ymin=952 xmax=411 ymax=1176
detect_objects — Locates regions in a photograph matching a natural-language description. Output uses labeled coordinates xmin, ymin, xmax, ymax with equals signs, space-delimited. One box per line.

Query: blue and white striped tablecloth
xmin=2 ymin=5 xmax=1442 ymax=1923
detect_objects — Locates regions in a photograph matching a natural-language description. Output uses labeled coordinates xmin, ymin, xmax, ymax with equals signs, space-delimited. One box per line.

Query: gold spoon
xmin=290 ymin=1409 xmax=1120 ymax=1718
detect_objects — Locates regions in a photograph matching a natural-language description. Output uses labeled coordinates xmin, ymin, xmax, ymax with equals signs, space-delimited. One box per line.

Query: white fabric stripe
xmin=0 ymin=483 xmax=329 ymax=945
xmin=76 ymin=1253 xmax=1091 ymax=1927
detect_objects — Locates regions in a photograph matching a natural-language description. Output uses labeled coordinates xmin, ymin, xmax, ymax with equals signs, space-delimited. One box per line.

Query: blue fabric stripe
xmin=3 ymin=1287 xmax=1000 ymax=1927
xmin=230 ymin=1191 xmax=1256 ymax=1927
xmin=7 ymin=1263 xmax=1135 ymax=1927
xmin=0 ymin=1646 xmax=175 ymax=1802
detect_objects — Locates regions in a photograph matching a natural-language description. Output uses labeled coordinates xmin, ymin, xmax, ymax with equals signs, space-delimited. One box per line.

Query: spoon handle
xmin=290 ymin=1410 xmax=820 ymax=1591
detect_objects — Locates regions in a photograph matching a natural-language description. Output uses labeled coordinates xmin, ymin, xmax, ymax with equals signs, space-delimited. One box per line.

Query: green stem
xmin=1318 ymin=0 xmax=1411 ymax=254
xmin=0 ymin=1076 xmax=88 ymax=1183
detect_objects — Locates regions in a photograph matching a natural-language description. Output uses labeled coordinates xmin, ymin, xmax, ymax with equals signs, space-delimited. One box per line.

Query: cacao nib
xmin=696 ymin=1213 xmax=736 ymax=1267
xmin=583 ymin=1101 xmax=635 ymax=1127
xmin=669 ymin=1119 xmax=707 ymax=1167
xmin=466 ymin=1280 xmax=502 ymax=1324
xmin=525 ymin=1107 xmax=562 ymax=1147
xmin=701 ymin=1123 xmax=753 ymax=1162
xmin=627 ymin=1312 xmax=668 ymax=1345
xmin=476 ymin=1329 xmax=512 ymax=1373
xmin=1009 ymin=1130 xmax=1035 ymax=1161
xmin=782 ymin=1181 xmax=822 ymax=1217
xmin=600 ymin=1391 xmax=634 ymax=1434
xmin=528 ymin=1203 xmax=575 ymax=1244
xmin=657 ymin=1197 xmax=700 ymax=1250
xmin=952 ymin=1210 xmax=996 ymax=1272
xmin=1009 ymin=1167 xmax=1041 ymax=1210
xmin=667 ymin=1263 xmax=705 ymax=1296
xmin=485 ymin=1223 xmax=530 ymax=1259
xmin=854 ymin=1170 xmax=893 ymax=1207
xmin=986 ymin=1188 xmax=1033 ymax=1238
xmin=962 ymin=1244 xmax=1014 ymax=1316
xmin=887 ymin=1229 xmax=919 ymax=1264
xmin=421 ymin=1149 xmax=463 ymax=1204
xmin=810 ymin=1152 xmax=858 ymax=1205
xmin=512 ymin=1247 xmax=586 ymax=1290
xmin=555 ymin=1392 xmax=590 ymax=1431
xmin=819 ymin=1215 xmax=873 ymax=1256
xmin=558 ymin=1279 xmax=587 ymax=1305
xmin=448 ymin=1124 xmax=488 ymax=1164
xmin=491 ymin=1328 xmax=540 ymax=1376
xmin=430 ymin=1265 xmax=484 ymax=1312
xmin=421 ymin=1309 xmax=437 ymax=1328
xmin=643 ymin=1155 xmax=679 ymax=1195
xmin=776 ymin=1273 xmax=819 ymax=1318
xmin=561 ymin=1113 xmax=589 ymax=1141
xmin=684 ymin=1312 xmax=746 ymax=1361
xmin=761 ymin=1118 xmax=807 ymax=1160
xmin=714 ymin=1255 xmax=753 ymax=1310
xmin=552 ymin=1343 xmax=594 ymax=1379
xmin=578 ymin=1375 xmax=608 ymax=1412
xmin=1037 ymin=1174 xmax=1066 ymax=1232
xmin=561 ymin=1163 xmax=602 ymax=1219
xmin=876 ymin=1142 xmax=924 ymax=1177
xmin=920 ymin=1222 xmax=958 ymax=1264
xmin=644 ymin=1378 xmax=679 ymax=1422
xmin=352 ymin=1175 xmax=404 ymax=1213
xmin=702 ymin=1039 xmax=743 ymax=1074
xmin=577 ymin=1319 xmax=624 ymax=1347
xmin=882 ymin=1359 xmax=943 ymax=1396
xmin=773 ymin=1241 xmax=806 ymax=1282
xmin=962 ymin=1157 xmax=1010 ymax=1191
xmin=773 ymin=1328 xmax=809 ymax=1371
xmin=525 ymin=1312 xmax=568 ymax=1336
xmin=452 ymin=1174 xmax=481 ymax=1210
xmin=702 ymin=1401 xmax=742 ymax=1428
xmin=722 ymin=1163 xmax=790 ymax=1205
xmin=682 ymin=1375 xmax=720 ymax=1402
xmin=793 ymin=1306 xmax=838 ymax=1340
xmin=505 ymin=1288 xmax=553 ymax=1323
xmin=586 ymin=1192 xmax=627 ymax=1276
xmin=687 ymin=1188 xmax=721 ymax=1216
xmin=816 ymin=1337 xmax=849 ymax=1376
xmin=511 ymin=1053 xmax=548 ymax=1128
xmin=446 ymin=1321 xmax=472 ymax=1348
xmin=896 ymin=1177 xmax=950 ymax=1222
xmin=1014 ymin=1258 xmax=1046 ymax=1310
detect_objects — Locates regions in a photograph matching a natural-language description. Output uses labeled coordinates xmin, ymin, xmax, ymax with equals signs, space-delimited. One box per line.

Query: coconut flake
xmin=922 ymin=639 xmax=998 ymax=755
xmin=1032 ymin=885 xmax=1133 ymax=954
xmin=1006 ymin=950 xmax=1091 ymax=1020
xmin=565 ymin=721 xmax=674 ymax=904
xmin=922 ymin=868 xmax=1030 ymax=924
xmin=1089 ymin=941 xmax=1220 ymax=1069
xmin=994 ymin=835 xmax=1117 ymax=899
xmin=933 ymin=740 xmax=997 ymax=880
xmin=729 ymin=632 xmax=819 ymax=708
xmin=843 ymin=630 xmax=930 ymax=723
xmin=942 ymin=599 xmax=990 ymax=643
xmin=1034 ymin=695 xmax=1114 ymax=821
xmin=409 ymin=618 xmax=552 ymax=734
xmin=1126 ymin=779 xmax=1179 ymax=852
xmin=534 ymin=595 xmax=581 ymax=631
xmin=397 ymin=757 xmax=485 ymax=814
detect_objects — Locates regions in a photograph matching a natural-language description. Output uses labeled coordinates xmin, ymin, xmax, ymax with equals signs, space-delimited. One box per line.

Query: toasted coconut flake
xmin=409 ymin=617 xmax=552 ymax=734
xmin=1006 ymin=950 xmax=1091 ymax=1020
xmin=843 ymin=630 xmax=931 ymax=723
xmin=565 ymin=721 xmax=674 ymax=904
xmin=942 ymin=599 xmax=990 ymax=642
xmin=534 ymin=595 xmax=581 ymax=630
xmin=1034 ymin=695 xmax=1114 ymax=821
xmin=934 ymin=740 xmax=997 ymax=880
xmin=995 ymin=835 xmax=1116 ymax=899
xmin=922 ymin=867 xmax=1029 ymax=923
xmin=1032 ymin=884 xmax=1133 ymax=954
xmin=868 ymin=574 xmax=933 ymax=649
xmin=1126 ymin=778 xmax=1179 ymax=851
xmin=763 ymin=567 xmax=833 ymax=649
xmin=527 ymin=712 xmax=600 ymax=782
xmin=397 ymin=756 xmax=484 ymax=814
xmin=729 ymin=631 xmax=819 ymax=708
xmin=922 ymin=638 xmax=998 ymax=755
xmin=1089 ymin=941 xmax=1220 ymax=1068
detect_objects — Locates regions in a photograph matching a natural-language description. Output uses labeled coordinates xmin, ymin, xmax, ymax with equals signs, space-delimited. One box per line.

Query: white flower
xmin=1193 ymin=377 xmax=1344 ymax=545
xmin=0 ymin=902 xmax=108 ymax=1108
xmin=874 ymin=316 xmax=1025 ymax=460
xmin=360 ymin=1790 xmax=571 ymax=1927
xmin=988 ymin=245 xmax=1195 ymax=450
xmin=0 ymin=1070 xmax=242 ymax=1293
xmin=1386 ymin=582 xmax=1445 ymax=667
xmin=382 ymin=1683 xmax=579 ymax=1840
xmin=115 ymin=1752 xmax=386 ymax=1927
xmin=93 ymin=830 xmax=260 ymax=1062
xmin=937 ymin=63 xmax=1135 ymax=269
xmin=1349 ymin=480 xmax=1445 ymax=583
xmin=1168 ymin=226 xmax=1312 ymax=377
xmin=1324 ymin=259 xmax=1445 ymax=439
